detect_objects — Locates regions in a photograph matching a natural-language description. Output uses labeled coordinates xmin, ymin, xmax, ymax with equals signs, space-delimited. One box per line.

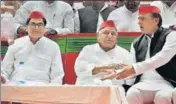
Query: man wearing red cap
xmin=13 ymin=0 xmax=74 ymax=35
xmin=102 ymin=5 xmax=176 ymax=104
xmin=1 ymin=11 xmax=64 ymax=85
xmin=74 ymin=20 xmax=133 ymax=103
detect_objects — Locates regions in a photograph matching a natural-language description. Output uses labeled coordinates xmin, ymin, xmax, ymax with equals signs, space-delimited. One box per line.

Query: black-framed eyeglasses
xmin=28 ymin=22 xmax=44 ymax=28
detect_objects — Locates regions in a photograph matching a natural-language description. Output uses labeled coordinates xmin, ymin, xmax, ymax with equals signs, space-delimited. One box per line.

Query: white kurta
xmin=130 ymin=34 xmax=174 ymax=91
xmin=132 ymin=31 xmax=176 ymax=78
xmin=14 ymin=1 xmax=74 ymax=35
xmin=108 ymin=5 xmax=140 ymax=32
xmin=127 ymin=31 xmax=176 ymax=104
xmin=1 ymin=36 xmax=64 ymax=85
xmin=75 ymin=43 xmax=133 ymax=86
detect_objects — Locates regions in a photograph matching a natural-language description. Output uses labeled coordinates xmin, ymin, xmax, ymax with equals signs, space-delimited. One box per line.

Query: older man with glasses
xmin=1 ymin=11 xmax=64 ymax=85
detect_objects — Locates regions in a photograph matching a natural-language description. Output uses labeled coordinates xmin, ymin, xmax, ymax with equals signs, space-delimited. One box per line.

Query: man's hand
xmin=100 ymin=69 xmax=117 ymax=80
xmin=1 ymin=6 xmax=15 ymax=16
xmin=109 ymin=63 xmax=128 ymax=70
xmin=92 ymin=65 xmax=116 ymax=75
xmin=169 ymin=25 xmax=176 ymax=31
xmin=44 ymin=28 xmax=57 ymax=36
xmin=96 ymin=63 xmax=128 ymax=80
xmin=1 ymin=76 xmax=6 ymax=84
xmin=116 ymin=64 xmax=136 ymax=79
xmin=17 ymin=26 xmax=27 ymax=35
xmin=1 ymin=35 xmax=8 ymax=41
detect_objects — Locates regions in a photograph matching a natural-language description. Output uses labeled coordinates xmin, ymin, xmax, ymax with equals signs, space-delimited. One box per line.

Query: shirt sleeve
xmin=1 ymin=45 xmax=16 ymax=82
xmin=74 ymin=46 xmax=96 ymax=78
xmin=133 ymin=31 xmax=176 ymax=75
xmin=54 ymin=5 xmax=74 ymax=34
xmin=50 ymin=45 xmax=64 ymax=84
xmin=13 ymin=2 xmax=32 ymax=34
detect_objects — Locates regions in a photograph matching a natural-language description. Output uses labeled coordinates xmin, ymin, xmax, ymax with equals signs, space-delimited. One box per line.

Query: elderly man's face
xmin=27 ymin=18 xmax=45 ymax=39
xmin=97 ymin=27 xmax=118 ymax=50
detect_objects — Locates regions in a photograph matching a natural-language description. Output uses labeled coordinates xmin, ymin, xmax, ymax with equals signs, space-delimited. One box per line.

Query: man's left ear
xmin=154 ymin=18 xmax=159 ymax=24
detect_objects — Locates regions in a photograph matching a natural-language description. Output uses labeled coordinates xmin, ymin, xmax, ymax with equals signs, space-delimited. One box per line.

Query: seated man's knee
xmin=154 ymin=90 xmax=172 ymax=104
xmin=126 ymin=87 xmax=142 ymax=103
xmin=172 ymin=89 xmax=176 ymax=104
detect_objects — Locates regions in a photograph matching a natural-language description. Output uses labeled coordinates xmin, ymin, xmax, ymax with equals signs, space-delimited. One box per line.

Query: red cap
xmin=139 ymin=5 xmax=160 ymax=14
xmin=28 ymin=11 xmax=45 ymax=19
xmin=99 ymin=20 xmax=116 ymax=30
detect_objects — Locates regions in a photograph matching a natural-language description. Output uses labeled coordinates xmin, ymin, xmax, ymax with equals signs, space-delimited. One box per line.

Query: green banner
xmin=66 ymin=37 xmax=97 ymax=53
xmin=51 ymin=38 xmax=66 ymax=54
xmin=1 ymin=36 xmax=137 ymax=56
xmin=1 ymin=46 xmax=8 ymax=56
xmin=66 ymin=36 xmax=136 ymax=53
xmin=117 ymin=36 xmax=136 ymax=50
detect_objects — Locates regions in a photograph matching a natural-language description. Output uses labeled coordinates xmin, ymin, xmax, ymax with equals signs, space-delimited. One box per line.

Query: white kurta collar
xmin=27 ymin=36 xmax=45 ymax=46
xmin=170 ymin=1 xmax=176 ymax=11
xmin=162 ymin=1 xmax=176 ymax=11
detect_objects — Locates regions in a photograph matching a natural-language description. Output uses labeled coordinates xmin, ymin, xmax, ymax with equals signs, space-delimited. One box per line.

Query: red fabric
xmin=99 ymin=20 xmax=116 ymax=30
xmin=63 ymin=52 xmax=79 ymax=84
xmin=139 ymin=5 xmax=160 ymax=14
xmin=1 ymin=101 xmax=11 ymax=104
xmin=28 ymin=11 xmax=44 ymax=19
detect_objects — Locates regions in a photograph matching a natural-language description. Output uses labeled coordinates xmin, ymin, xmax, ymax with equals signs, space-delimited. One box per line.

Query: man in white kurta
xmin=103 ymin=6 xmax=176 ymax=104
xmin=1 ymin=11 xmax=64 ymax=85
xmin=107 ymin=0 xmax=140 ymax=32
xmin=75 ymin=43 xmax=132 ymax=86
xmin=75 ymin=20 xmax=133 ymax=104
xmin=14 ymin=0 xmax=74 ymax=35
